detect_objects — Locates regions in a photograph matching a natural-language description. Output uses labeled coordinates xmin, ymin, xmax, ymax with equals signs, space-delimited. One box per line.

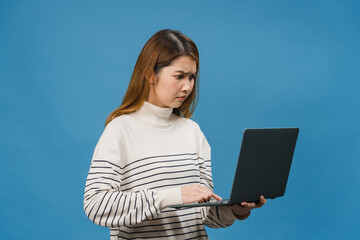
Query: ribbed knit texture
xmin=84 ymin=102 xmax=236 ymax=239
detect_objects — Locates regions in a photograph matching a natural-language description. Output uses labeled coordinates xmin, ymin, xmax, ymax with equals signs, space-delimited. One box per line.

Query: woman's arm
xmin=83 ymin=127 xmax=182 ymax=228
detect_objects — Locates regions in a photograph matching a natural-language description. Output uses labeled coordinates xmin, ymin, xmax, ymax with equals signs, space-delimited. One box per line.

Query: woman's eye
xmin=175 ymin=75 xmax=184 ymax=79
xmin=189 ymin=75 xmax=195 ymax=80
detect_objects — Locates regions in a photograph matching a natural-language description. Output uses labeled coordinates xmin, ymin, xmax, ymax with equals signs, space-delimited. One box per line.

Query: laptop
xmin=168 ymin=128 xmax=299 ymax=208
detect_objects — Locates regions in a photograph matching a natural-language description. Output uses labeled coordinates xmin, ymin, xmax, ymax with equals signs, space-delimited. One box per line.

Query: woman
xmin=84 ymin=29 xmax=266 ymax=239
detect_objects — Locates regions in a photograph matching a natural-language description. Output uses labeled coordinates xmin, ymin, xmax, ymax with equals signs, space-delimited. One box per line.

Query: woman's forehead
xmin=167 ymin=56 xmax=197 ymax=73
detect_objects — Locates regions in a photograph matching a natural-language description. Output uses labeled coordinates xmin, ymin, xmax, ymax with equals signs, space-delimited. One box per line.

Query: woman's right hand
xmin=181 ymin=184 xmax=222 ymax=204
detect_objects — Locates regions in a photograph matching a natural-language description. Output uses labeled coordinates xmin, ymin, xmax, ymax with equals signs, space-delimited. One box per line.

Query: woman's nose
xmin=182 ymin=79 xmax=192 ymax=93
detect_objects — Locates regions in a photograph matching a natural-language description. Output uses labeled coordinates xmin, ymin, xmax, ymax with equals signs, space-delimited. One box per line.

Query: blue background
xmin=1 ymin=0 xmax=359 ymax=239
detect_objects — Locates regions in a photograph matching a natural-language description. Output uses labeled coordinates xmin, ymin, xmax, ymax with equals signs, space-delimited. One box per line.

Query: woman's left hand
xmin=231 ymin=195 xmax=267 ymax=220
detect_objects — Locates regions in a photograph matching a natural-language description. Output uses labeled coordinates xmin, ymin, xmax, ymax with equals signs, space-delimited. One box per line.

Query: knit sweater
xmin=83 ymin=102 xmax=237 ymax=239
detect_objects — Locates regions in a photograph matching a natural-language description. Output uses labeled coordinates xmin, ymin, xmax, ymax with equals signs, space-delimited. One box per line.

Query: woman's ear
xmin=149 ymin=73 xmax=156 ymax=85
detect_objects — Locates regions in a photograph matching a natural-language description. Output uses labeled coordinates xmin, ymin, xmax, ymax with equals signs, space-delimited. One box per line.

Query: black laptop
xmin=168 ymin=128 xmax=299 ymax=208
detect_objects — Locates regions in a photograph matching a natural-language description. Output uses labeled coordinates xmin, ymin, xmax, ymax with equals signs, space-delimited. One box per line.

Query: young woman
xmin=84 ymin=29 xmax=266 ymax=239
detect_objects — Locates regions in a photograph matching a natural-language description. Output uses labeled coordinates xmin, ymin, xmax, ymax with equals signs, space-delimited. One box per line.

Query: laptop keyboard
xmin=210 ymin=199 xmax=230 ymax=204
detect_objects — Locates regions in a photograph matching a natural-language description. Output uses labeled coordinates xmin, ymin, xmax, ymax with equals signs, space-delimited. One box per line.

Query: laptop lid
xmin=228 ymin=128 xmax=299 ymax=204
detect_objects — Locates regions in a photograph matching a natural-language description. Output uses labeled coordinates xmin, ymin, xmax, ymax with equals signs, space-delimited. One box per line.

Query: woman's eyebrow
xmin=174 ymin=70 xmax=197 ymax=75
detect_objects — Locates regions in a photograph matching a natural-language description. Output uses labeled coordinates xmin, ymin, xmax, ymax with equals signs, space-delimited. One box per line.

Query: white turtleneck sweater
xmin=84 ymin=102 xmax=237 ymax=239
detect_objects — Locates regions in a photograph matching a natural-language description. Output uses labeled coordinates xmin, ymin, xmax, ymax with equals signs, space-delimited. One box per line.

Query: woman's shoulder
xmin=174 ymin=115 xmax=202 ymax=131
xmin=102 ymin=114 xmax=132 ymax=134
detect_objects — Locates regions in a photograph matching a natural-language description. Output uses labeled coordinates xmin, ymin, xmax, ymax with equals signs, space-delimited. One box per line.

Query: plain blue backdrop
xmin=1 ymin=0 xmax=359 ymax=239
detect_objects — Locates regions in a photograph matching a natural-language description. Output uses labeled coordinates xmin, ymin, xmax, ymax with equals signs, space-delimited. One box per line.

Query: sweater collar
xmin=130 ymin=101 xmax=174 ymax=127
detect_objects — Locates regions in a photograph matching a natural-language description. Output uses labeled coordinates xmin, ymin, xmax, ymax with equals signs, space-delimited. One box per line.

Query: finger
xmin=241 ymin=202 xmax=257 ymax=208
xmin=198 ymin=192 xmax=212 ymax=203
xmin=199 ymin=195 xmax=208 ymax=203
xmin=260 ymin=195 xmax=267 ymax=204
xmin=241 ymin=202 xmax=262 ymax=209
xmin=211 ymin=192 xmax=222 ymax=201
xmin=198 ymin=186 xmax=222 ymax=201
xmin=201 ymin=195 xmax=211 ymax=202
xmin=256 ymin=196 xmax=266 ymax=207
xmin=252 ymin=195 xmax=266 ymax=207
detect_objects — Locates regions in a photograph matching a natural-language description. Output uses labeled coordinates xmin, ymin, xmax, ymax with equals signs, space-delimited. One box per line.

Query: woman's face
xmin=147 ymin=55 xmax=196 ymax=108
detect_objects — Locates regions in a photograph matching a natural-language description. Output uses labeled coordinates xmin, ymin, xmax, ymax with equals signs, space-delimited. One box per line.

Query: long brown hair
xmin=105 ymin=29 xmax=200 ymax=126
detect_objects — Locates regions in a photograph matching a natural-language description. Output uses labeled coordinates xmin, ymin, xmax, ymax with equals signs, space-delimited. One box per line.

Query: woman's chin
xmin=172 ymin=102 xmax=184 ymax=108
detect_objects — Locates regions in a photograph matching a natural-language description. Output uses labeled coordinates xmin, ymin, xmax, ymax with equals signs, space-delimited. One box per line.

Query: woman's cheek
xmin=170 ymin=80 xmax=179 ymax=88
xmin=191 ymin=82 xmax=195 ymax=90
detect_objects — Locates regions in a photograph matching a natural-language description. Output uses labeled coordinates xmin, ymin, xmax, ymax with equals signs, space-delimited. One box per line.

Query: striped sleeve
xmin=198 ymin=132 xmax=237 ymax=228
xmin=83 ymin=127 xmax=182 ymax=228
